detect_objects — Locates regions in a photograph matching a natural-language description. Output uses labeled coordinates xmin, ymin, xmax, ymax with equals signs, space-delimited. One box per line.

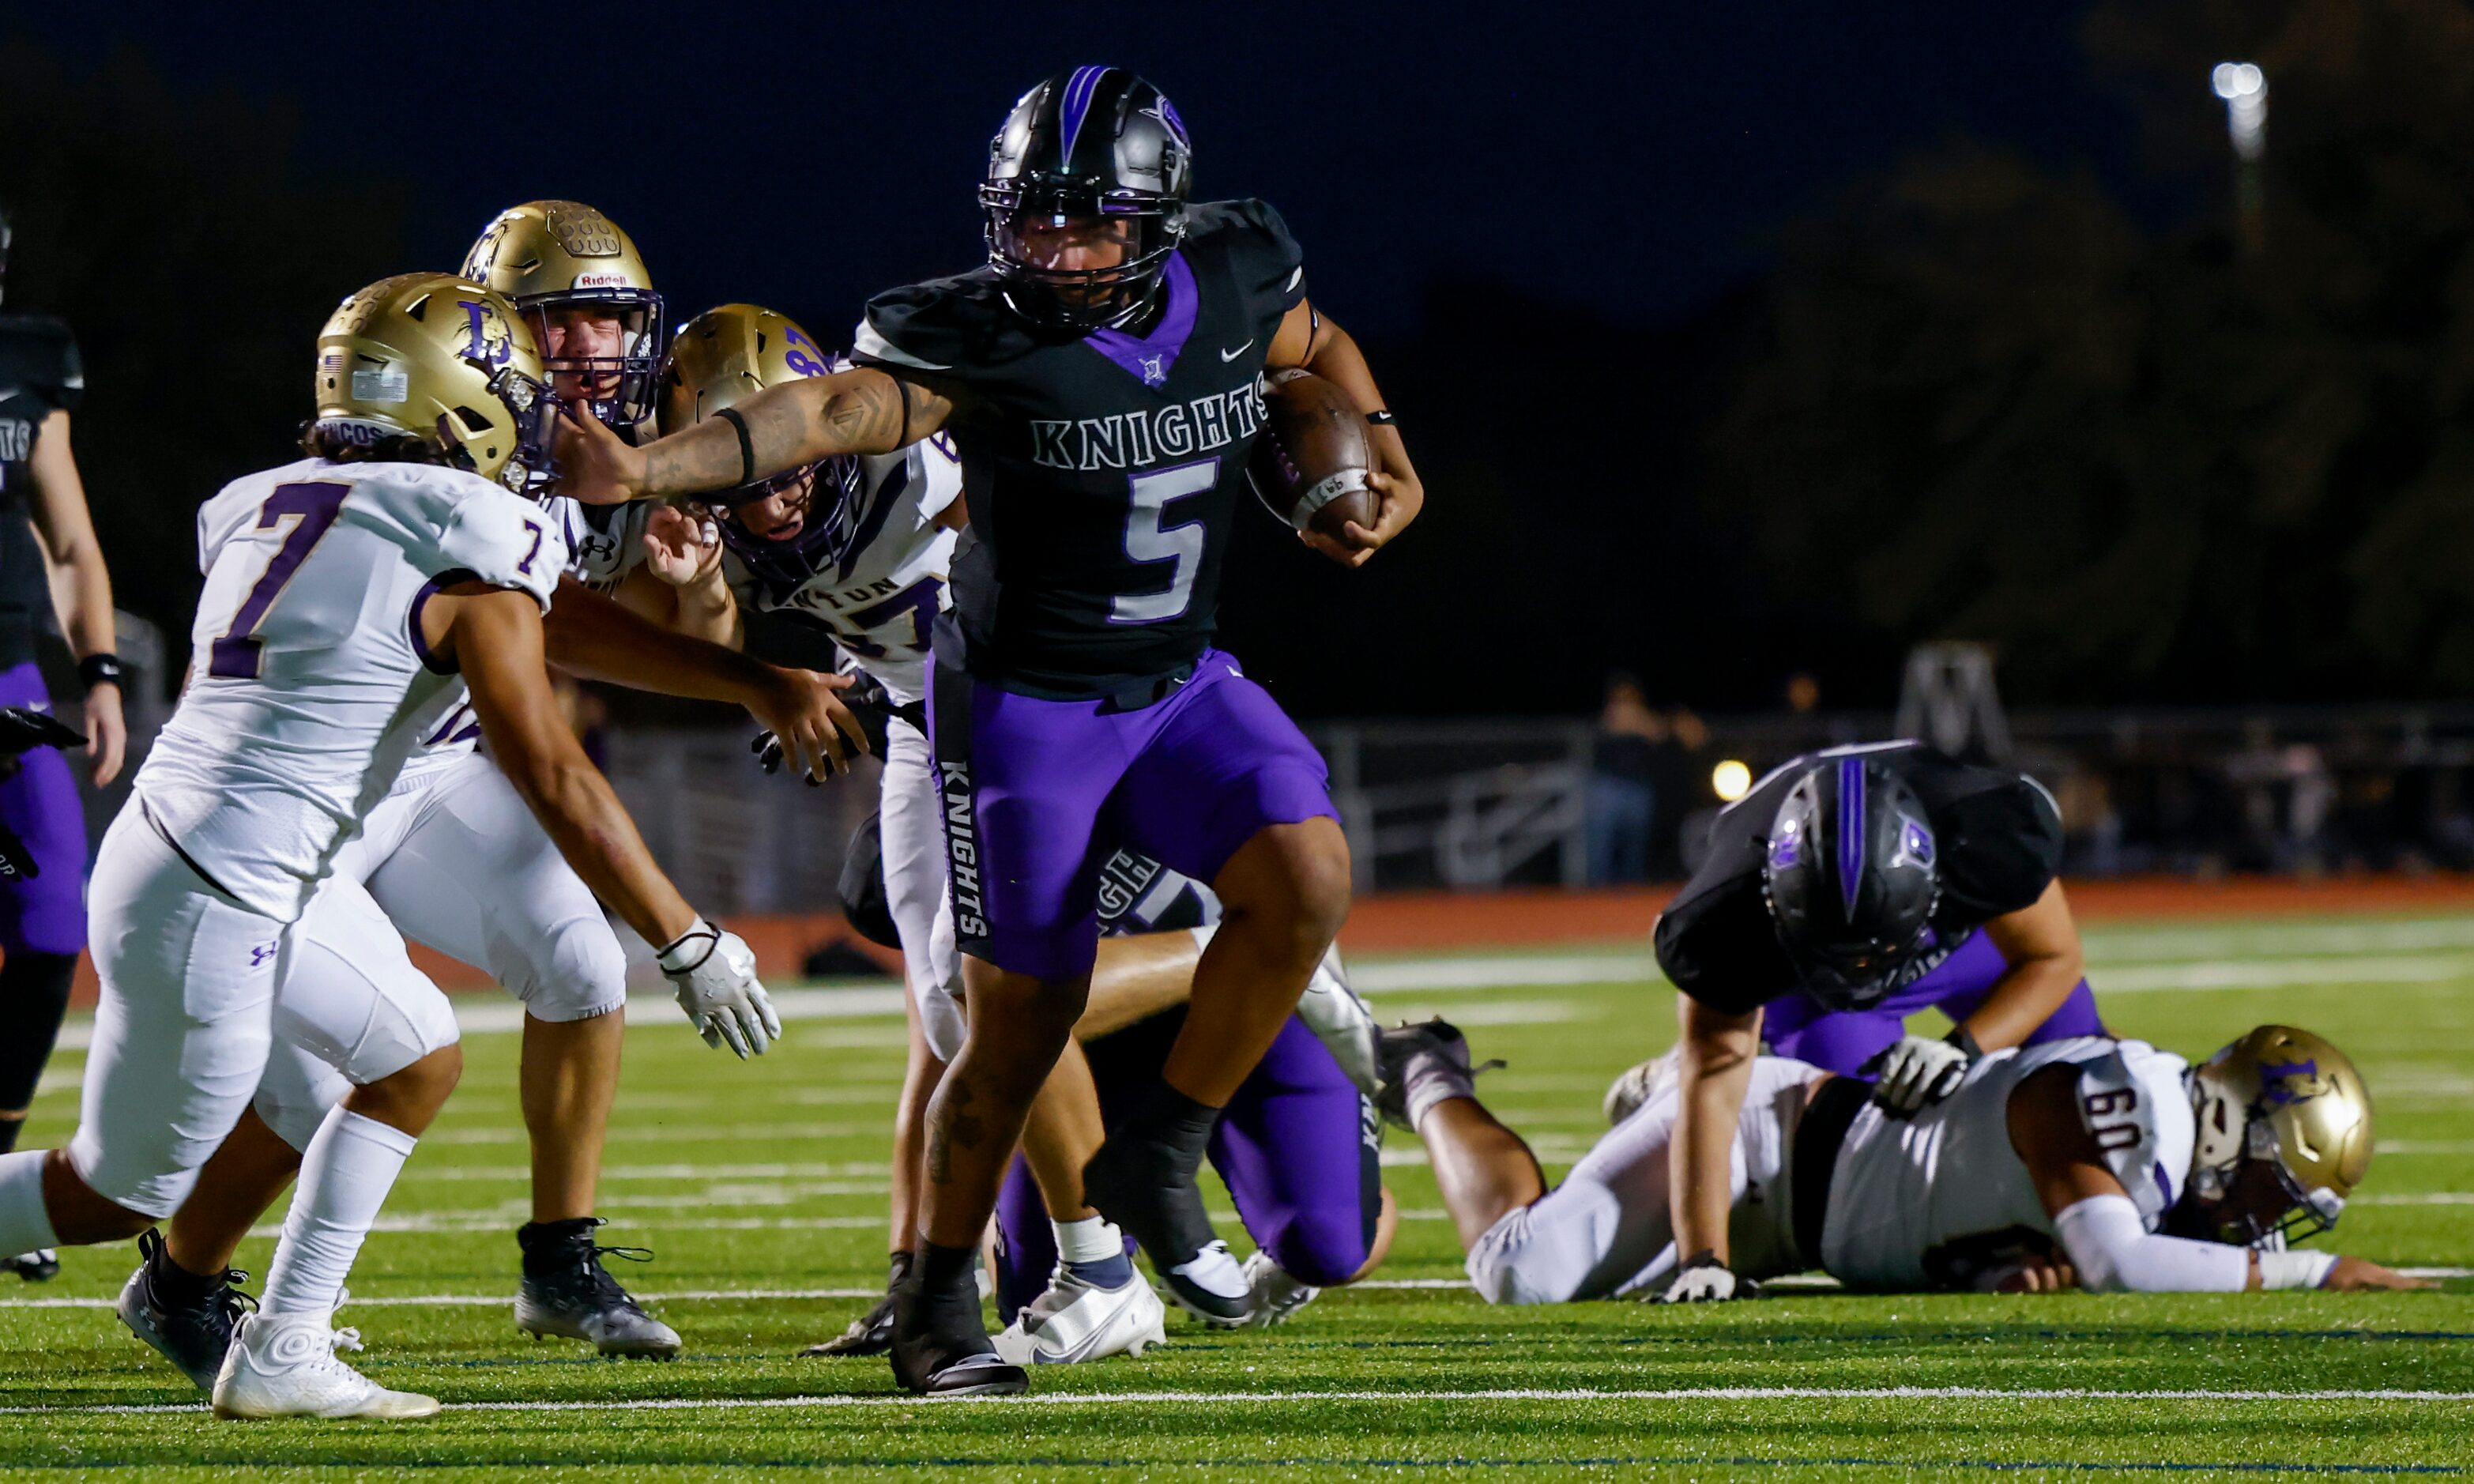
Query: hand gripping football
xmin=1250 ymin=369 xmax=1380 ymax=541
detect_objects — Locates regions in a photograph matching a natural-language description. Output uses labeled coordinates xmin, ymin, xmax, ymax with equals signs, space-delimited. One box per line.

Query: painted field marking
xmin=0 ymin=1286 xmax=886 ymax=1312
xmin=5 ymin=1385 xmax=2469 ymax=1418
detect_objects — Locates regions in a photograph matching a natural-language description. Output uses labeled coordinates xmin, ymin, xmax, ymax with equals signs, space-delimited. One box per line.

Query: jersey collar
xmin=1081 ymin=252 xmax=1197 ymax=390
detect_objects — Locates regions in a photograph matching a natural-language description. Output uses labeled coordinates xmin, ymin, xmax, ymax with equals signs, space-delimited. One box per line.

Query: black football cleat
xmin=1083 ymin=1132 xmax=1252 ymax=1328
xmin=889 ymin=1262 xmax=1025 ymax=1397
xmin=116 ymin=1229 xmax=254 ymax=1391
xmin=802 ymin=1287 xmax=898 ymax=1358
xmin=514 ymin=1218 xmax=683 ymax=1359
xmin=8 ymin=1249 xmax=58 ymax=1282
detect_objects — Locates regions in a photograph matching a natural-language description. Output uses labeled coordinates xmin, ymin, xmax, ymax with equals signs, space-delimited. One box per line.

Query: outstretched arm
xmin=24 ymin=410 xmax=122 ymax=784
xmin=542 ymin=575 xmax=860 ymax=778
xmin=447 ymin=587 xmax=699 ymax=948
xmin=1666 ymin=994 xmax=1761 ymax=1279
xmin=1267 ymin=298 xmax=1422 ymax=567
xmin=558 ymin=368 xmax=952 ymax=507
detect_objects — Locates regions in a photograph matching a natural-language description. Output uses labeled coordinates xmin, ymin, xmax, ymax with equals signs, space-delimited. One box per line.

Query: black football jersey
xmin=0 ymin=317 xmax=83 ymax=668
xmin=852 ymin=199 xmax=1308 ymax=698
xmin=1653 ymin=741 xmax=2064 ymax=1015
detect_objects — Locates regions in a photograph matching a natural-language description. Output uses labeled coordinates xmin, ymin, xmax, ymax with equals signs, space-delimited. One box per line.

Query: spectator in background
xmin=1649 ymin=706 xmax=1710 ymax=878
xmin=1587 ymin=672 xmax=1663 ymax=884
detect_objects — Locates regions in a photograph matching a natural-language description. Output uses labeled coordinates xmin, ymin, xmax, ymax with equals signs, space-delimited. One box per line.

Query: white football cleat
xmin=1239 ymin=1249 xmax=1320 ymax=1328
xmin=1603 ymin=1047 xmax=1681 ymax=1127
xmin=212 ymin=1309 xmax=440 ymax=1421
xmin=991 ymin=1265 xmax=1168 ymax=1365
xmin=1294 ymin=944 xmax=1380 ymax=1096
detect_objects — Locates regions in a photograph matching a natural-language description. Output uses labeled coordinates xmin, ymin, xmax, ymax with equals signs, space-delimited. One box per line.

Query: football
xmin=1251 ymin=368 xmax=1380 ymax=541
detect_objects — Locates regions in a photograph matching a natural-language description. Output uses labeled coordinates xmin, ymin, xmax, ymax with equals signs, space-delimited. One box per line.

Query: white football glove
xmin=657 ymin=921 xmax=782 ymax=1059
xmin=1652 ymin=1251 xmax=1757 ymax=1303
xmin=1866 ymin=1033 xmax=1974 ymax=1115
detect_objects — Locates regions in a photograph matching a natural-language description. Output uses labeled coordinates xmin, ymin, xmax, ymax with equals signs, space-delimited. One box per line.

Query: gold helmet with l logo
xmin=313 ymin=273 xmax=559 ymax=493
xmin=462 ymin=200 xmax=663 ymax=432
xmin=2185 ymin=1024 xmax=2373 ymax=1246
xmin=656 ymin=303 xmax=841 ymax=435
xmin=657 ymin=303 xmax=860 ymax=551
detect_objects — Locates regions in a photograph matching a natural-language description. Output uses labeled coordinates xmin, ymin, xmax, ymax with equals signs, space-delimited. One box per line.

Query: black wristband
xmin=77 ymin=653 xmax=124 ymax=691
xmin=1365 ymin=409 xmax=1399 ymax=427
xmin=1945 ymin=1025 xmax=1986 ymax=1060
xmin=714 ymin=407 xmax=755 ymax=488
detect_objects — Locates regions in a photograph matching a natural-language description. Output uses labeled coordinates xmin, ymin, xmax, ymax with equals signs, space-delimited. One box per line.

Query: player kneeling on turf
xmin=1380 ymin=1019 xmax=2427 ymax=1301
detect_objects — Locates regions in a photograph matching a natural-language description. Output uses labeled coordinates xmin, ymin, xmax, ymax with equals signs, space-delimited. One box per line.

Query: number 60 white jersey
xmin=1819 ymin=1037 xmax=2197 ymax=1290
xmin=136 ymin=457 xmax=564 ymax=925
xmin=720 ymin=436 xmax=962 ymax=706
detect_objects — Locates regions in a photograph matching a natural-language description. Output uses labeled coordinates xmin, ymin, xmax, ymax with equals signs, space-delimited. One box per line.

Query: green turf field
xmin=2 ymin=910 xmax=2470 ymax=1480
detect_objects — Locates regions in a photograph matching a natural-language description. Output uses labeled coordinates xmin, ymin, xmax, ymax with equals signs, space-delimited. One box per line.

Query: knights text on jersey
xmin=1653 ymin=742 xmax=2065 ymax=1013
xmin=722 ymin=439 xmax=962 ymax=706
xmin=1819 ymin=1038 xmax=2192 ymax=1290
xmin=137 ymin=458 xmax=564 ymax=921
xmin=852 ymin=198 xmax=1309 ymax=698
xmin=0 ymin=317 xmax=84 ymax=667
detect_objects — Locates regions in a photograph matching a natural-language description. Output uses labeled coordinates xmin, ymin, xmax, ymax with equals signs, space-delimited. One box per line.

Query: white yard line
xmin=4 ymin=1385 xmax=2468 ymax=1418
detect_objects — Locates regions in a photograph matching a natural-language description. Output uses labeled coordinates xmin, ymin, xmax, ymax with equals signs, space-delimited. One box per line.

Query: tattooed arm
xmin=557 ymin=368 xmax=954 ymax=507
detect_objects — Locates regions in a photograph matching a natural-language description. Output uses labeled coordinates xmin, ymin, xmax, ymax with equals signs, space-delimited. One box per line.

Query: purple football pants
xmin=929 ymin=648 xmax=1338 ymax=980
xmin=1761 ymin=926 xmax=2105 ymax=1075
xmin=0 ymin=661 xmax=87 ymax=957
xmin=995 ymin=1008 xmax=1382 ymax=1323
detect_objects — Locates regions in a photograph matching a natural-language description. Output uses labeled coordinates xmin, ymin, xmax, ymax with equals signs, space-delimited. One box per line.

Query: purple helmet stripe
xmin=1058 ymin=65 xmax=1113 ymax=171
xmin=1836 ymin=755 xmax=1865 ymax=921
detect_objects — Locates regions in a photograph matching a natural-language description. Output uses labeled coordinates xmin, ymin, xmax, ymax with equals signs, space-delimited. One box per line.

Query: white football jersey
xmin=137 ymin=458 xmax=563 ymax=922
xmin=1820 ymin=1037 xmax=2193 ymax=1290
xmin=721 ymin=438 xmax=962 ymax=704
xmin=397 ymin=492 xmax=646 ymax=773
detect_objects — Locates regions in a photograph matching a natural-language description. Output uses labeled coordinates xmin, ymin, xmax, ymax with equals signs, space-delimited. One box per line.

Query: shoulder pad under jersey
xmin=435 ymin=481 xmax=565 ymax=613
xmin=0 ymin=315 xmax=83 ymax=413
xmin=1184 ymin=199 xmax=1307 ymax=313
xmin=2069 ymin=1040 xmax=2193 ymax=1227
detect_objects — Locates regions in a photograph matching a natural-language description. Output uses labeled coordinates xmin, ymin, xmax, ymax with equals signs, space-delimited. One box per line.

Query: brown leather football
xmin=1250 ymin=368 xmax=1379 ymax=540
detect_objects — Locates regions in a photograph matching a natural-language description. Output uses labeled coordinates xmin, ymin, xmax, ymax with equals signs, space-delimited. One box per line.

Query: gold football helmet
xmin=657 ymin=304 xmax=859 ymax=548
xmin=461 ymin=200 xmax=663 ymax=431
xmin=313 ymin=272 xmax=558 ymax=492
xmin=2186 ymin=1025 xmax=2372 ymax=1246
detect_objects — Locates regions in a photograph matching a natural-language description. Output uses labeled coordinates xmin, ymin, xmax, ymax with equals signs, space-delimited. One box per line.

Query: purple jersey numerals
xmin=834 ymin=577 xmax=943 ymax=661
xmin=206 ymin=481 xmax=350 ymax=680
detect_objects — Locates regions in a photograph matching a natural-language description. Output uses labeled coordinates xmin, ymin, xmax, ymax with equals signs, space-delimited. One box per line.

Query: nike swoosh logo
xmin=1219 ymin=340 xmax=1255 ymax=363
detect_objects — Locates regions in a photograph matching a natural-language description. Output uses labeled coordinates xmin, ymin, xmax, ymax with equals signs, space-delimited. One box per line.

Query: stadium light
xmin=2211 ymin=62 xmax=2269 ymax=160
xmin=1711 ymin=759 xmax=1752 ymax=803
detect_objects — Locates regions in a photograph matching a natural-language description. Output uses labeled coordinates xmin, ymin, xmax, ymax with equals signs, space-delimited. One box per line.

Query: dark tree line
xmin=14 ymin=3 xmax=2474 ymax=720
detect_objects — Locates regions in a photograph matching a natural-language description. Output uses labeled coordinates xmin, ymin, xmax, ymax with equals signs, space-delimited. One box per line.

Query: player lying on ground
xmin=0 ymin=275 xmax=782 ymax=1419
xmin=559 ymin=66 xmax=1419 ymax=1395
xmin=111 ymin=207 xmax=868 ymax=1373
xmin=817 ymin=819 xmax=1392 ymax=1361
xmin=1644 ymin=742 xmax=2114 ymax=1301
xmin=1380 ymin=1016 xmax=2428 ymax=1301
xmin=0 ymin=202 xmax=129 ymax=1283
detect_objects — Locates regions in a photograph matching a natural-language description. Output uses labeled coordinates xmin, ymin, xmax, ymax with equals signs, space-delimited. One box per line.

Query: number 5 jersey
xmin=136 ymin=458 xmax=565 ymax=923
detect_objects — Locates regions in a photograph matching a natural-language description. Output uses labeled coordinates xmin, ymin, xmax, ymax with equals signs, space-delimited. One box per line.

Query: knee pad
xmin=510 ymin=913 xmax=627 ymax=1023
xmin=254 ymin=1042 xmax=352 ymax=1153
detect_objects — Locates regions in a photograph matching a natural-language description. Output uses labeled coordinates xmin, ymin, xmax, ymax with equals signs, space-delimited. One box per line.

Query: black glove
xmin=0 ymin=706 xmax=85 ymax=761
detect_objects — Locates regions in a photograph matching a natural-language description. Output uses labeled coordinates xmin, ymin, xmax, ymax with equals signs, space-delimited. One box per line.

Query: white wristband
xmin=2257 ymin=1248 xmax=2339 ymax=1290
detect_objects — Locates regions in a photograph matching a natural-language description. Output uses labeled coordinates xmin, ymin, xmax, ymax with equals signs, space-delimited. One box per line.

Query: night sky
xmin=15 ymin=2 xmax=2133 ymax=341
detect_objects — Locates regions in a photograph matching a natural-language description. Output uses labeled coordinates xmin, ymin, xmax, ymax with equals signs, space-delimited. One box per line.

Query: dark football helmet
xmin=981 ymin=66 xmax=1193 ymax=331
xmin=1761 ymin=754 xmax=1942 ymax=1010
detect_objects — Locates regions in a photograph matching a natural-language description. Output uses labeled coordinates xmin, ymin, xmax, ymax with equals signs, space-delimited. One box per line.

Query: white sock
xmin=258 ymin=1107 xmax=417 ymax=1318
xmin=0 ymin=1149 xmax=58 ymax=1254
xmin=1053 ymin=1215 xmax=1124 ymax=1266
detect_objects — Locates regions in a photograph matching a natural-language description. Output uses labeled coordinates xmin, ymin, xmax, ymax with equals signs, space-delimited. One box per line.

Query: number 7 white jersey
xmin=1819 ymin=1038 xmax=2196 ymax=1290
xmin=136 ymin=457 xmax=564 ymax=923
